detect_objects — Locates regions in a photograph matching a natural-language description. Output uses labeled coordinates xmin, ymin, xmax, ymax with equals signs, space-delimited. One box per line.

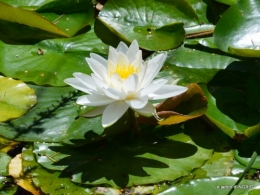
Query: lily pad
xmin=214 ymin=0 xmax=260 ymax=57
xmin=0 ymin=77 xmax=37 ymax=122
xmin=155 ymin=45 xmax=238 ymax=86
xmin=0 ymin=27 xmax=108 ymax=86
xmin=0 ymin=1 xmax=67 ymax=43
xmin=34 ymin=121 xmax=221 ymax=188
xmin=0 ymin=85 xmax=129 ymax=143
xmin=0 ymin=85 xmax=78 ymax=142
xmin=0 ymin=153 xmax=12 ymax=176
xmin=95 ymin=0 xmax=199 ymax=50
xmin=157 ymin=177 xmax=260 ymax=195
xmin=0 ymin=0 xmax=94 ymax=43
xmin=200 ymin=83 xmax=260 ymax=139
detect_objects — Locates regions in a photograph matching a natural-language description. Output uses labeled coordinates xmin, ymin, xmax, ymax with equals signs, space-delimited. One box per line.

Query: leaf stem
xmin=128 ymin=109 xmax=140 ymax=135
xmin=227 ymin=138 xmax=260 ymax=195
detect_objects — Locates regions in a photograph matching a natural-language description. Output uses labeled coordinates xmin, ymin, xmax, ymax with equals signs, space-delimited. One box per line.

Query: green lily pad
xmin=0 ymin=152 xmax=12 ymax=176
xmin=157 ymin=177 xmax=260 ymax=195
xmin=0 ymin=1 xmax=67 ymax=43
xmin=34 ymin=121 xmax=223 ymax=188
xmin=0 ymin=77 xmax=37 ymax=122
xmin=169 ymin=120 xmax=233 ymax=185
xmin=21 ymin=144 xmax=92 ymax=195
xmin=0 ymin=85 xmax=78 ymax=142
xmin=95 ymin=0 xmax=199 ymax=50
xmin=214 ymin=0 xmax=260 ymax=57
xmin=39 ymin=12 xmax=93 ymax=37
xmin=0 ymin=27 xmax=108 ymax=86
xmin=0 ymin=85 xmax=129 ymax=143
xmin=200 ymin=83 xmax=260 ymax=139
xmin=155 ymin=45 xmax=238 ymax=86
xmin=0 ymin=1 xmax=94 ymax=43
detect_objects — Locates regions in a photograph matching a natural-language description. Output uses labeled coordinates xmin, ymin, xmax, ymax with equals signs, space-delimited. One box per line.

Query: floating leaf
xmin=155 ymin=45 xmax=238 ymax=86
xmin=0 ymin=27 xmax=108 ymax=86
xmin=200 ymin=83 xmax=260 ymax=139
xmin=0 ymin=77 xmax=37 ymax=122
xmin=34 ymin=121 xmax=220 ymax=187
xmin=157 ymin=177 xmax=260 ymax=195
xmin=0 ymin=152 xmax=12 ymax=176
xmin=95 ymin=0 xmax=199 ymax=50
xmin=0 ymin=1 xmax=68 ymax=43
xmin=214 ymin=0 xmax=260 ymax=57
xmin=0 ymin=85 xmax=129 ymax=143
xmin=22 ymin=144 xmax=96 ymax=195
xmin=0 ymin=1 xmax=94 ymax=43
xmin=62 ymin=113 xmax=130 ymax=146
xmin=0 ymin=85 xmax=78 ymax=142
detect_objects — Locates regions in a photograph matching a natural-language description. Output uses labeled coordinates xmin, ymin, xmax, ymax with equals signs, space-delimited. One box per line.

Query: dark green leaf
xmin=156 ymin=45 xmax=238 ymax=86
xmin=34 ymin=121 xmax=221 ymax=187
xmin=214 ymin=0 xmax=260 ymax=57
xmin=0 ymin=27 xmax=108 ymax=86
xmin=95 ymin=0 xmax=199 ymax=50
xmin=0 ymin=153 xmax=12 ymax=176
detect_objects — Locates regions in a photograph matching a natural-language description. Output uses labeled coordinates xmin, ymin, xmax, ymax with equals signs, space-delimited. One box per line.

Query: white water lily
xmin=64 ymin=40 xmax=187 ymax=127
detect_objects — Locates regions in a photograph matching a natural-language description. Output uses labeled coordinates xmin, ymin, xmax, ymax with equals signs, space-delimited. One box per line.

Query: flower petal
xmin=108 ymin=59 xmax=116 ymax=76
xmin=64 ymin=78 xmax=93 ymax=94
xmin=90 ymin=53 xmax=107 ymax=68
xmin=139 ymin=53 xmax=167 ymax=89
xmin=102 ymin=101 xmax=129 ymax=128
xmin=82 ymin=106 xmax=106 ymax=117
xmin=116 ymin=53 xmax=129 ymax=67
xmin=126 ymin=96 xmax=148 ymax=109
xmin=85 ymin=58 xmax=109 ymax=82
xmin=126 ymin=40 xmax=139 ymax=63
xmin=133 ymin=102 xmax=158 ymax=118
xmin=131 ymin=50 xmax=142 ymax=70
xmin=122 ymin=74 xmax=139 ymax=95
xmin=76 ymin=94 xmax=115 ymax=106
xmin=140 ymin=79 xmax=168 ymax=97
xmin=91 ymin=73 xmax=109 ymax=90
xmin=116 ymin=41 xmax=128 ymax=54
xmin=108 ymin=46 xmax=118 ymax=64
xmin=103 ymin=87 xmax=126 ymax=100
xmin=111 ymin=73 xmax=123 ymax=89
xmin=148 ymin=85 xmax=188 ymax=100
xmin=73 ymin=72 xmax=100 ymax=92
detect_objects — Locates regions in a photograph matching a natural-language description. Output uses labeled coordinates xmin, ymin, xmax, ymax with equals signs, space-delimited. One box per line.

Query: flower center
xmin=115 ymin=64 xmax=138 ymax=79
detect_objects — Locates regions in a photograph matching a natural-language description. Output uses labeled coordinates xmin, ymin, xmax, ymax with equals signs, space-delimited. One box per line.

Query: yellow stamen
xmin=113 ymin=64 xmax=138 ymax=79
